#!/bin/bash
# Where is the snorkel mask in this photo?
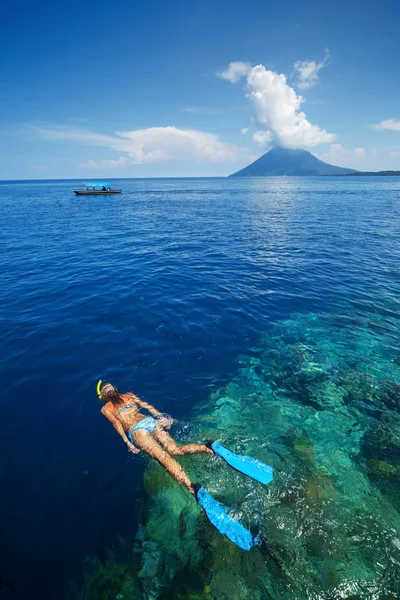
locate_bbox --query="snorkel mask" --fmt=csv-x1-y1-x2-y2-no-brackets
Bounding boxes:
97,380,118,400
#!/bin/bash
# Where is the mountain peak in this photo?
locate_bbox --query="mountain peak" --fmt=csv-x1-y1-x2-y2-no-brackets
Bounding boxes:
229,147,357,177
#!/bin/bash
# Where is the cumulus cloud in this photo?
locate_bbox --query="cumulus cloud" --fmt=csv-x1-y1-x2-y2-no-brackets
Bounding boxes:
316,144,366,167
372,119,400,131
220,62,336,148
253,130,273,145
293,49,330,89
219,61,251,83
33,125,244,167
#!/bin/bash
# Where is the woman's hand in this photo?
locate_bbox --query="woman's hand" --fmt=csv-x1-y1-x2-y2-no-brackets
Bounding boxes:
127,441,140,454
158,416,174,430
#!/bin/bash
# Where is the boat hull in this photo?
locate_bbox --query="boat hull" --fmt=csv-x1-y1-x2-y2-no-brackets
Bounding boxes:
74,190,122,195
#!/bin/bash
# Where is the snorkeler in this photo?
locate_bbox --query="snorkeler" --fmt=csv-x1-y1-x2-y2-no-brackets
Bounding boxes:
97,380,273,550
98,381,212,496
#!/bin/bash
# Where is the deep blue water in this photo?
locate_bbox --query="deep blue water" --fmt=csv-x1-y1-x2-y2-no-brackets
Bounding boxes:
1,177,399,599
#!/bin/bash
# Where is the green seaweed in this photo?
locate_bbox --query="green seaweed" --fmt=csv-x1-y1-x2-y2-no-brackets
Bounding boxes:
369,459,398,477
73,560,140,600
293,435,315,464
143,461,177,497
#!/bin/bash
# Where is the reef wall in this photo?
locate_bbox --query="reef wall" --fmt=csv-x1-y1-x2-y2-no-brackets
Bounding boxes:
69,312,400,599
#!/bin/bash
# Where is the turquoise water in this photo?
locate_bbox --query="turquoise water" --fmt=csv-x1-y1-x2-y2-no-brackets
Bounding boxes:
1,177,399,599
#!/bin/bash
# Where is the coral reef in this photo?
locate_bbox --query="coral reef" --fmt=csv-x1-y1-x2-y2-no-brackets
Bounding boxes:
67,554,141,600
71,312,400,599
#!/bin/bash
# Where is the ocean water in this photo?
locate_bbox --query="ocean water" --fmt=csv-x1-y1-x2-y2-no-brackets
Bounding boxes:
0,177,399,600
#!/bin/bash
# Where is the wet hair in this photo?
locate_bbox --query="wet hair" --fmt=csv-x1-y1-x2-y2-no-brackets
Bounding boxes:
100,382,120,401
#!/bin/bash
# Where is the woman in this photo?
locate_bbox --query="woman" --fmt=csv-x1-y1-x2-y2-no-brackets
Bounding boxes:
98,382,212,496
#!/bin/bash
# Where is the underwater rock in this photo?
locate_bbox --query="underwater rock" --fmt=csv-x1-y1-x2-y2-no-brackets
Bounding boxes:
68,557,141,600
212,404,240,429
238,367,265,389
360,422,400,466
292,435,315,464
303,475,329,506
369,459,398,477
210,569,250,600
307,380,347,411
143,461,176,497
211,395,243,430
215,396,241,409
138,539,181,599
138,540,162,580
203,526,243,576
303,410,366,487
144,489,202,567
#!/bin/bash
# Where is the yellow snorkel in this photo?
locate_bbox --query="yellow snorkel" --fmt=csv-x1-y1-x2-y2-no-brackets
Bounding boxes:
97,379,103,399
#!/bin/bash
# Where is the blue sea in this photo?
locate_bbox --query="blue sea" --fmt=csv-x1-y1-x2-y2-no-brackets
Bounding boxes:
1,177,399,600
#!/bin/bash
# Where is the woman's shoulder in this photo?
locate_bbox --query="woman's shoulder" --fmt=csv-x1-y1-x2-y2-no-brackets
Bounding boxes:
101,401,116,414
120,392,138,403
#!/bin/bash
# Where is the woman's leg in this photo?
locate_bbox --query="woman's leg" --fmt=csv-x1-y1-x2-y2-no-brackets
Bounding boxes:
132,429,195,495
154,427,212,456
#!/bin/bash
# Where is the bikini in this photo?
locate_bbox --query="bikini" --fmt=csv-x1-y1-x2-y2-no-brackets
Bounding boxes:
115,405,158,441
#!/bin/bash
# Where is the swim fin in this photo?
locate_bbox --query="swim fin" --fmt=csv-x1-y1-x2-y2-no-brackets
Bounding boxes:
194,485,259,551
209,441,273,485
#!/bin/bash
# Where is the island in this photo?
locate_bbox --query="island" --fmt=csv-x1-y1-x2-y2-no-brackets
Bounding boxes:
229,147,400,177
229,148,356,177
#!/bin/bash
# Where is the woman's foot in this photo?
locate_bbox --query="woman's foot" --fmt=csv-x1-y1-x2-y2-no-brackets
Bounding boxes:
205,440,215,452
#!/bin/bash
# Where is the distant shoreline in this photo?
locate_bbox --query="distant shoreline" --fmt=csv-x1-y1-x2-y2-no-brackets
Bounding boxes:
327,171,400,176
1,173,400,183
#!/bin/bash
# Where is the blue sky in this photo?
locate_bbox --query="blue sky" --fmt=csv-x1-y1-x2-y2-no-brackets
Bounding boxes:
2,0,400,179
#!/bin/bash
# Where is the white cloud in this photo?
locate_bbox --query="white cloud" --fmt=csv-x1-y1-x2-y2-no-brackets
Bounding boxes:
372,119,400,131
29,164,50,172
316,144,367,167
218,61,251,83
182,106,223,115
388,146,400,157
78,157,130,170
354,148,366,158
253,130,273,145
32,126,118,147
33,125,244,167
241,128,248,134
220,62,336,148
293,49,330,89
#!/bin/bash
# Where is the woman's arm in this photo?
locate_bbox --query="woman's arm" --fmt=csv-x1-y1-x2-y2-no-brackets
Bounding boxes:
101,406,140,453
134,397,163,418
123,392,172,427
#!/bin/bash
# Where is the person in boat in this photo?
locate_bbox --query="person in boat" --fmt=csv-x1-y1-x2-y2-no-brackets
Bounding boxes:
99,382,212,496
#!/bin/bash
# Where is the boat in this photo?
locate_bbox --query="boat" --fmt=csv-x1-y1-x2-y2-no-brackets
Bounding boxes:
73,182,122,195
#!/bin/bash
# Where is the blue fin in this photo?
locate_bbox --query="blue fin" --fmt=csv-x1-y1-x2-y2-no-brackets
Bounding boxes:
211,442,273,485
196,487,257,551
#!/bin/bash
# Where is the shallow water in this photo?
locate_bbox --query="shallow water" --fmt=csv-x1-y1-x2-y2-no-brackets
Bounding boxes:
0,177,399,599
